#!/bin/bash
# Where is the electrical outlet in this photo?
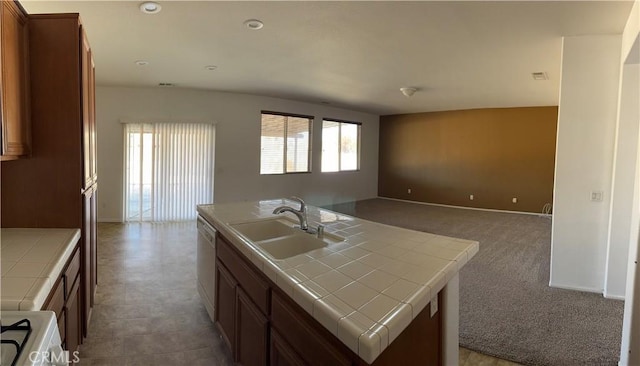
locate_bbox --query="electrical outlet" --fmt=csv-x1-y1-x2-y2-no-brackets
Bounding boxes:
469,194,474,200
407,188,411,194
591,191,603,202
512,197,517,203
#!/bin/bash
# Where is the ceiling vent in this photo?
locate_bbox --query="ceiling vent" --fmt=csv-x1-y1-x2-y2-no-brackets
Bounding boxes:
158,82,175,87
532,72,548,81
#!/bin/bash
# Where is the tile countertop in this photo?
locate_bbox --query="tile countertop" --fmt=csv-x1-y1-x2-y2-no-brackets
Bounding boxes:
1,228,81,311
197,199,479,364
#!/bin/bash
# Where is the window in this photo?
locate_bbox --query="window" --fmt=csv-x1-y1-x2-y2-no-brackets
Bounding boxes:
322,119,361,172
260,112,312,174
124,122,215,221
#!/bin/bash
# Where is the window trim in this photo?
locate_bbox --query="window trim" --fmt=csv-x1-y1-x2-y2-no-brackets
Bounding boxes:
321,118,362,173
260,111,314,175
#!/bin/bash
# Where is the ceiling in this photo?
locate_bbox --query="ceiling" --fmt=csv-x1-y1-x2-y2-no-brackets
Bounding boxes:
21,1,634,115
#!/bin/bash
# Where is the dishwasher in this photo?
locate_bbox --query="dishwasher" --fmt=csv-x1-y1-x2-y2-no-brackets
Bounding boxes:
197,215,217,322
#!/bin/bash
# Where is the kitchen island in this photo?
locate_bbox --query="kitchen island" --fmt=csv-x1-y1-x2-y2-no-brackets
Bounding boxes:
197,199,478,365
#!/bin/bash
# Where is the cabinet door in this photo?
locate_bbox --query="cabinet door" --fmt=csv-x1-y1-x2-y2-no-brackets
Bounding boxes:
90,186,98,306
65,276,81,354
235,287,268,366
271,291,352,366
44,278,66,348
81,29,92,189
215,262,237,352
89,54,97,182
82,187,94,337
271,329,306,366
0,0,30,160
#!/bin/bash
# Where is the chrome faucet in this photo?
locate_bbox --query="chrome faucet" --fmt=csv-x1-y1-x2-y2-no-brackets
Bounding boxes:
272,196,308,231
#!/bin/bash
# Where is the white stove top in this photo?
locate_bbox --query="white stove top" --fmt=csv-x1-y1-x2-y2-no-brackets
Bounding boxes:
1,311,64,366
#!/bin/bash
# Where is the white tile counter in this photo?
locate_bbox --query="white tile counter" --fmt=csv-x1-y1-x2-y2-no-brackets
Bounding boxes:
1,228,81,310
197,199,479,364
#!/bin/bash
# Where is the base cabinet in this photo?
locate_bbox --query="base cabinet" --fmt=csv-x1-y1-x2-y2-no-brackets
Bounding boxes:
271,291,351,366
65,277,81,353
236,287,269,366
43,245,82,353
270,330,305,366
215,262,237,351
213,231,443,366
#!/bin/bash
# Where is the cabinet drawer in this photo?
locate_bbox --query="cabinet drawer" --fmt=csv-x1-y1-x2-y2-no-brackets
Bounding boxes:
64,248,80,299
45,278,65,317
217,235,270,314
58,309,66,347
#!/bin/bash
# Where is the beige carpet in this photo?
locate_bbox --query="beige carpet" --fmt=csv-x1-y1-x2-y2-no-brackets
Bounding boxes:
324,198,624,366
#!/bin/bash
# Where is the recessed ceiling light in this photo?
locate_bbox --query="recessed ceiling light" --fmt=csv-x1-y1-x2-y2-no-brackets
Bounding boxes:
400,87,418,97
532,72,548,80
139,2,161,14
205,65,217,71
244,19,264,30
135,60,149,66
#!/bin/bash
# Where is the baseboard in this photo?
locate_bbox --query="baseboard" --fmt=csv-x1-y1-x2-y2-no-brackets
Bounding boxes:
603,292,626,300
548,281,603,295
98,218,123,223
378,196,553,217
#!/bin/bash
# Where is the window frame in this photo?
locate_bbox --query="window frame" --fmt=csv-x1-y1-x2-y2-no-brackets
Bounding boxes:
260,110,314,175
321,118,362,173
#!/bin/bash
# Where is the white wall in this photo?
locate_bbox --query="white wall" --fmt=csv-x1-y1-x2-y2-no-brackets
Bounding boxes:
96,86,379,222
620,63,640,366
619,2,640,364
550,35,622,293
605,62,640,299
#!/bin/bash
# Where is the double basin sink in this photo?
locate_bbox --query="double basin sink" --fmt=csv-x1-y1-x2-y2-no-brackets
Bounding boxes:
230,218,344,260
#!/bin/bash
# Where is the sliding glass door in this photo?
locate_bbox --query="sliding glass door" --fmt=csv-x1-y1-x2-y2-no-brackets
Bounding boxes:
124,123,215,221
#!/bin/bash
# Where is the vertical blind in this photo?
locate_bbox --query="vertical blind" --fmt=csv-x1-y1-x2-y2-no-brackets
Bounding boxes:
124,122,214,222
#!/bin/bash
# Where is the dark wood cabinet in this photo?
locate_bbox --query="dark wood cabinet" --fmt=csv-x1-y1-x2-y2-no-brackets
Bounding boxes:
215,261,237,351
213,230,444,366
44,245,82,354
82,186,98,334
215,235,271,366
1,11,98,344
81,30,96,189
0,0,30,161
65,275,81,353
236,287,269,366
271,291,352,366
270,330,306,366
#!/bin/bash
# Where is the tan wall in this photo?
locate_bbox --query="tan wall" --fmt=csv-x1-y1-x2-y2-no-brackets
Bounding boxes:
378,106,558,213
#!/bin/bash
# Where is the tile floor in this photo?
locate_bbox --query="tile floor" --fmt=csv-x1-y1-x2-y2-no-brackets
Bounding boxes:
78,222,520,366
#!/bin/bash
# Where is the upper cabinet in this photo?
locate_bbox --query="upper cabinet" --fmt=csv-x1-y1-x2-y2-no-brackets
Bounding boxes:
0,0,31,161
